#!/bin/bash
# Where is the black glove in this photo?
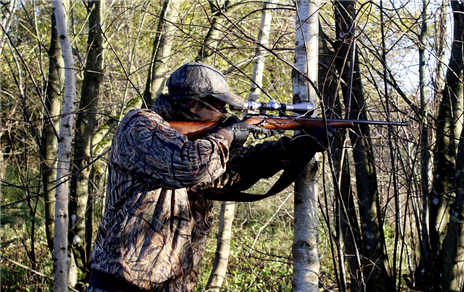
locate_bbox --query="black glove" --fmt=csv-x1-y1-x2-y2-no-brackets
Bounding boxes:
220,116,255,147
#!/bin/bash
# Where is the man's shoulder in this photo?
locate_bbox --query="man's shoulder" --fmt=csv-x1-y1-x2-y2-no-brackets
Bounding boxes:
121,108,167,125
125,108,160,118
116,108,183,141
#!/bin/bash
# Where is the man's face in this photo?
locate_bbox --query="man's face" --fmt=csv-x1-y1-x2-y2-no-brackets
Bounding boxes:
210,99,227,113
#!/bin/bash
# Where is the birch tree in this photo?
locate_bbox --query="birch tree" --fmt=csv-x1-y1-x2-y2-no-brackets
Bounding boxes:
292,1,320,291
0,0,17,55
205,201,235,291
144,0,181,108
52,1,76,291
248,0,276,102
196,0,231,62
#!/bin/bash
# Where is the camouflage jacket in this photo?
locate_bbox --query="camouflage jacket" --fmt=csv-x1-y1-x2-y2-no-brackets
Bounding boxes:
90,109,287,291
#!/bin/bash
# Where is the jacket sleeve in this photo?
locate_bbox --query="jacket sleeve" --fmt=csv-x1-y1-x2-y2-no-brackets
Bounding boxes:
213,137,290,191
112,109,230,189
210,134,322,192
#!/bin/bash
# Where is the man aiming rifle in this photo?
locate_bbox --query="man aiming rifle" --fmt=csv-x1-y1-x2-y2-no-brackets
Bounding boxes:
88,62,329,292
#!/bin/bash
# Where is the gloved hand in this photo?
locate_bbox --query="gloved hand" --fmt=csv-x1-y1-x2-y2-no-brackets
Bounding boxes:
218,116,255,147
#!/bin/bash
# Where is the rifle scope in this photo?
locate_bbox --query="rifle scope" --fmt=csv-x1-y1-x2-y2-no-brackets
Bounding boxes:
233,99,315,114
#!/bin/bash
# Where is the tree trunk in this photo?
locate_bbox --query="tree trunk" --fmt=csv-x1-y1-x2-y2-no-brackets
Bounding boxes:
206,201,235,291
292,1,320,291
143,0,180,108
52,0,77,291
333,1,394,291
415,1,434,290
0,0,17,55
320,22,360,292
68,0,105,288
430,0,464,264
437,2,464,291
42,8,64,254
195,1,228,62
248,0,276,102
0,0,17,184
442,131,464,290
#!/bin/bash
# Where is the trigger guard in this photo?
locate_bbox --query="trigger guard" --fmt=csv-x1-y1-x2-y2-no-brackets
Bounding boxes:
252,128,276,139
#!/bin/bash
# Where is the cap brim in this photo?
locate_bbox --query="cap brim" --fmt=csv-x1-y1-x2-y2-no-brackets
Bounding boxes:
211,92,247,107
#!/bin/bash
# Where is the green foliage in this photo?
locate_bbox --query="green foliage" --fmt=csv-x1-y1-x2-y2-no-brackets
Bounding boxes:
1,221,54,292
2,167,54,292
196,190,294,292
2,0,464,291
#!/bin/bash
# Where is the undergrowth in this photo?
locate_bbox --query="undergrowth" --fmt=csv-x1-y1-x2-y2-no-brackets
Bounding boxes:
1,172,336,292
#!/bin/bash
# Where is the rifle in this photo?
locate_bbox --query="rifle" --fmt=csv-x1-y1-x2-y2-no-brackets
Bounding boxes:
168,100,409,201
168,100,409,140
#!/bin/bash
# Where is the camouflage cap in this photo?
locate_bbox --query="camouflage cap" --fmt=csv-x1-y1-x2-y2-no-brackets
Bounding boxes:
167,62,246,107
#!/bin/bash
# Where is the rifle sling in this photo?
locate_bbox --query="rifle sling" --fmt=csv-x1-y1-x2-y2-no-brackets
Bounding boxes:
203,148,318,202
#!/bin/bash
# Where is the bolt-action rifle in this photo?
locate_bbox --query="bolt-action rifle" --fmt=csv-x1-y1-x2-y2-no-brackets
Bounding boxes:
168,100,409,201
168,99,409,140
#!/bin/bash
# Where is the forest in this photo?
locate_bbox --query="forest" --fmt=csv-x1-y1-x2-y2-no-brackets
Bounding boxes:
1,0,463,291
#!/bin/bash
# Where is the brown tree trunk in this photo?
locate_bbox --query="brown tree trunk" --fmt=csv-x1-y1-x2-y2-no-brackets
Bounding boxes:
436,2,464,291
68,0,105,288
333,1,394,291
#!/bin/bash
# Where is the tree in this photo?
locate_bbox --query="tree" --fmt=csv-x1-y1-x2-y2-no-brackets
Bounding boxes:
292,1,320,291
68,0,105,288
205,201,236,291
0,0,17,55
42,8,64,254
144,0,181,108
248,0,276,102
433,2,464,291
52,0,77,291
331,1,394,291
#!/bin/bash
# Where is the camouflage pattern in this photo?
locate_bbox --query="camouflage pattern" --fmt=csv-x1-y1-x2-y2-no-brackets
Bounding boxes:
90,108,288,291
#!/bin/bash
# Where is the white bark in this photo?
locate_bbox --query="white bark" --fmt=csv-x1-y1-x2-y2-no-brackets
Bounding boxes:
145,0,181,107
0,0,17,56
292,1,320,292
52,1,76,291
248,0,276,102
206,201,236,291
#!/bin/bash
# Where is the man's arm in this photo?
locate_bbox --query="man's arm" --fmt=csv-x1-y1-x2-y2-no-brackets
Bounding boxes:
113,109,231,189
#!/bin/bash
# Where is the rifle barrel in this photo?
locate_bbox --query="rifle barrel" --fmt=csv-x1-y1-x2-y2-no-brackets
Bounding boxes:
325,118,409,127
245,115,409,129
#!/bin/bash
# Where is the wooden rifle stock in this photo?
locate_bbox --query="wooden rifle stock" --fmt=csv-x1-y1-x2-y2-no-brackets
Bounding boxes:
169,116,409,140
167,121,218,140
